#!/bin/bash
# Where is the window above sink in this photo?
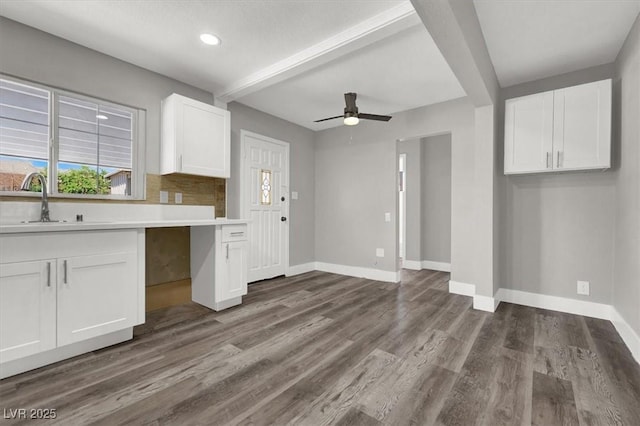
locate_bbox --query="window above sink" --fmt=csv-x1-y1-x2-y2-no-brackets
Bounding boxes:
0,75,146,200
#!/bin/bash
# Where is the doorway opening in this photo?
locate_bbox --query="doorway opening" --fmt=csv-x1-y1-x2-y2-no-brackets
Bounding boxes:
396,133,452,273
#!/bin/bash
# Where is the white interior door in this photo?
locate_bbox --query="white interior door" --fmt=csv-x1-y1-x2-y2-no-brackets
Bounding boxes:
240,130,289,283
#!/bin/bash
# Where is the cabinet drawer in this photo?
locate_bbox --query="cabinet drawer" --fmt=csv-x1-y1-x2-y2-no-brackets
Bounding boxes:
221,225,247,242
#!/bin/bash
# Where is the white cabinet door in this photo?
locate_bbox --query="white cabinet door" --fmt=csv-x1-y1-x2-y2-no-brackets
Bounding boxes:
219,241,248,301
504,91,555,174
162,94,230,178
57,252,137,347
553,79,611,171
0,260,56,362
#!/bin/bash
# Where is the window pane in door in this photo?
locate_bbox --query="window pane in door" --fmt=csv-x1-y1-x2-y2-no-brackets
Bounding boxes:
260,169,272,205
0,79,50,192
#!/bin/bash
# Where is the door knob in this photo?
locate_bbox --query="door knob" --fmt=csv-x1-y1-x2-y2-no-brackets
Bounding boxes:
281,217,287,222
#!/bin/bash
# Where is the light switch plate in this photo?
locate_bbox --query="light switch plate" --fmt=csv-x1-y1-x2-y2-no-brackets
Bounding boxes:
159,191,169,204
376,248,384,258
175,192,183,204
384,212,391,222
291,191,299,200
577,280,590,295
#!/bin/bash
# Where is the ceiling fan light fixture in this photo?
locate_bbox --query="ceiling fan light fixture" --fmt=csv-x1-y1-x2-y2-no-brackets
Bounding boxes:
344,114,359,126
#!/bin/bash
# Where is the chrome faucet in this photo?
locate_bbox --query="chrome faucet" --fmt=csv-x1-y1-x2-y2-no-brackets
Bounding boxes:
20,172,51,222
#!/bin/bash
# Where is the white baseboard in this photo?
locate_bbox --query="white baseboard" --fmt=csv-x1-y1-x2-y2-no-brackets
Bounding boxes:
610,308,640,365
402,260,422,270
315,262,400,283
446,285,639,366
473,294,499,312
449,280,475,296
402,260,451,272
286,262,316,277
496,288,611,320
421,261,451,272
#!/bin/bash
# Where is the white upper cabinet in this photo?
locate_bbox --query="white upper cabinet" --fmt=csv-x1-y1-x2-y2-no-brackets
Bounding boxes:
161,94,231,178
504,91,555,174
504,79,611,175
552,80,611,171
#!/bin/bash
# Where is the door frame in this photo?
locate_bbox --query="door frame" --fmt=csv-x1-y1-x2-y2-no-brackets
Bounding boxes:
398,153,407,265
239,129,290,279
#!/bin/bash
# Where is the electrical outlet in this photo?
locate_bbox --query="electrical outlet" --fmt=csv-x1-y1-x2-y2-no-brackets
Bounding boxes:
159,191,169,204
376,248,385,258
291,191,299,200
384,212,391,222
175,192,183,204
577,280,590,296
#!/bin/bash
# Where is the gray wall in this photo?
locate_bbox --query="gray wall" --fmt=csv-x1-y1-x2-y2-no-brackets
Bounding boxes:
421,134,452,263
226,102,316,267
499,63,618,304
0,17,214,175
613,15,640,335
397,139,422,263
315,97,474,283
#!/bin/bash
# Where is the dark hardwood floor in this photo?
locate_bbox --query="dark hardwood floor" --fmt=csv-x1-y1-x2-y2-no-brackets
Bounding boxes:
1,269,639,425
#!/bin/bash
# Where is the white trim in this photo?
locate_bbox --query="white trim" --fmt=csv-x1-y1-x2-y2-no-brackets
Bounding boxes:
421,260,451,272
448,280,475,296
403,260,451,272
473,294,499,312
217,3,419,102
286,262,316,277
402,260,422,270
315,262,400,283
496,288,611,320
611,308,640,365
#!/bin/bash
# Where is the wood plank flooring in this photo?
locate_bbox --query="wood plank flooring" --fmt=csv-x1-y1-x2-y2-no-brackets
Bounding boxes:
1,269,639,425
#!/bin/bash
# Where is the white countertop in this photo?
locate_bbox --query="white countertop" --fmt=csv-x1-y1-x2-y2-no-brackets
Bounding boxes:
0,201,249,234
0,218,249,234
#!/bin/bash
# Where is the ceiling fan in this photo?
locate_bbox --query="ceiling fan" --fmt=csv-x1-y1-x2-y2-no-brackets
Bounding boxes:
314,92,392,126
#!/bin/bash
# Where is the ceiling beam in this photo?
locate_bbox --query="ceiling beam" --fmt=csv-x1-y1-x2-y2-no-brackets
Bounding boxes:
217,1,420,103
410,0,499,106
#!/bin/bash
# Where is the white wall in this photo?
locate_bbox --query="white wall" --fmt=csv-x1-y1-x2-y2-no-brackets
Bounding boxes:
314,97,474,283
226,102,316,267
613,15,640,336
499,63,618,304
0,17,214,175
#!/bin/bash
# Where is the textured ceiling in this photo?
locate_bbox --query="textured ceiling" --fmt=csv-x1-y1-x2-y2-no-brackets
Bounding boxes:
237,25,466,131
0,0,468,130
474,0,640,87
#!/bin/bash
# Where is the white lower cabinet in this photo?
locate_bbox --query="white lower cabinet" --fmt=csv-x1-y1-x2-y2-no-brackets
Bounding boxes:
0,260,56,363
57,252,138,346
191,224,248,311
0,229,142,377
218,240,248,301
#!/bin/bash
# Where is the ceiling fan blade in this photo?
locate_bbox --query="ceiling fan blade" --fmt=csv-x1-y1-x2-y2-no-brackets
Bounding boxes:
358,113,392,122
314,115,344,123
344,92,357,111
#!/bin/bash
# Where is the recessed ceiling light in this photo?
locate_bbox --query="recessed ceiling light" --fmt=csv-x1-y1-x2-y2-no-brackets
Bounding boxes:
200,33,221,46
96,114,108,120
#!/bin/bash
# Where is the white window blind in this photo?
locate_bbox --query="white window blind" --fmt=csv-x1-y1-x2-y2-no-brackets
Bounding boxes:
0,79,50,160
58,95,133,169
